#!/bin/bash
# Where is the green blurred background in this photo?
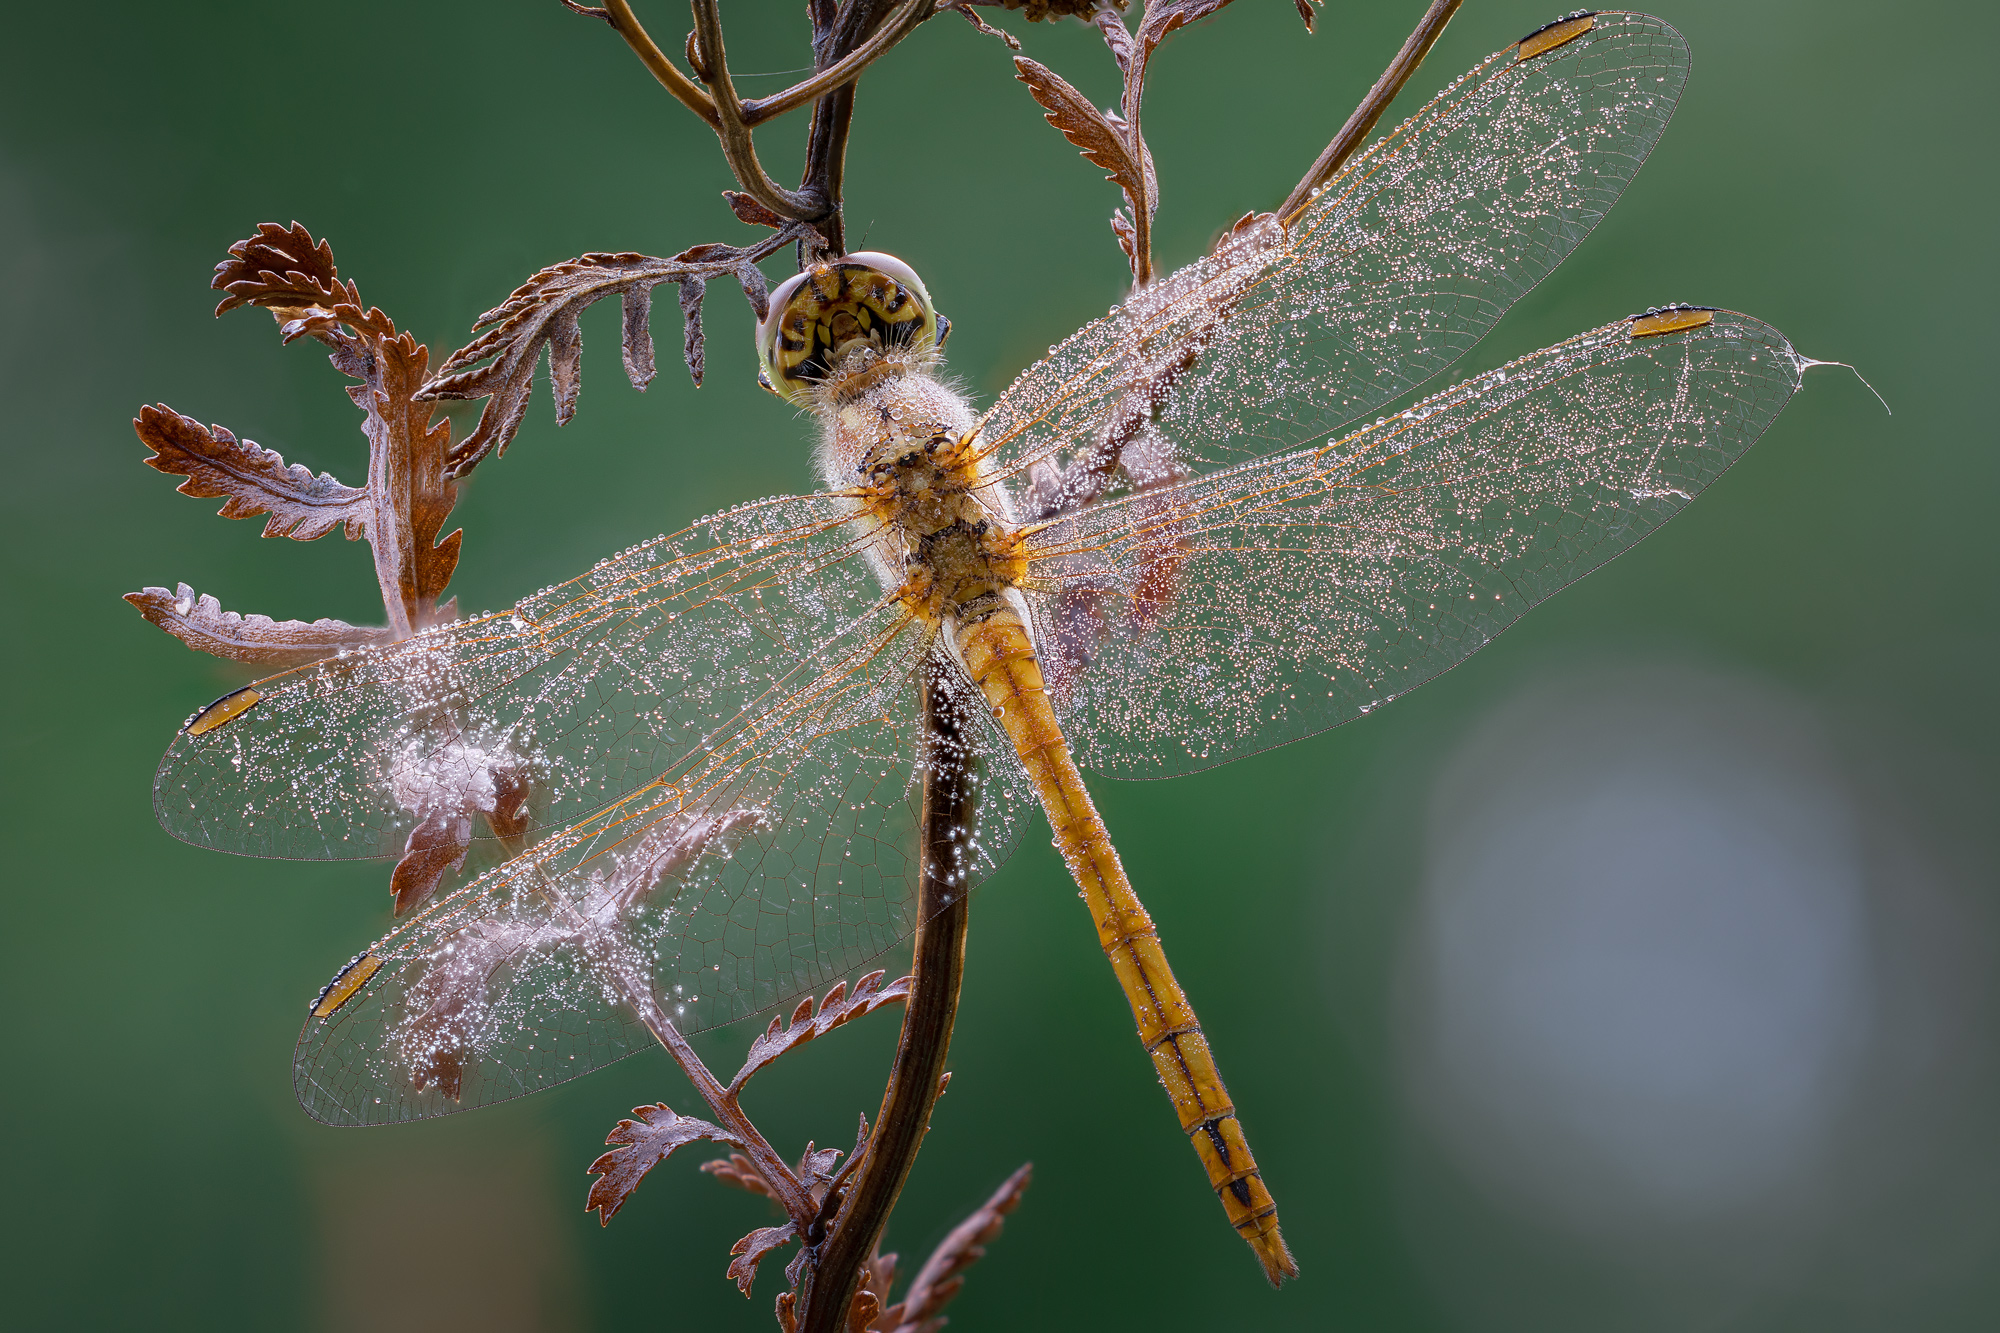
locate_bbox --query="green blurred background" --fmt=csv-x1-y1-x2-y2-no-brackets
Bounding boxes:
4,0,1994,1328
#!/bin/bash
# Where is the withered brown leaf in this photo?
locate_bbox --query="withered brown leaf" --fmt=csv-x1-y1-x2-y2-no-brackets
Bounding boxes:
853,1249,899,1332
211,221,344,318
586,1103,739,1225
124,584,392,666
1091,6,1135,73
135,404,369,541
387,809,476,917
724,189,790,229
201,224,461,638
679,276,708,386
359,329,461,636
423,237,791,476
1134,0,1242,54
945,2,1023,49
729,971,913,1093
700,1151,777,1198
1012,56,1152,221
876,1163,1032,1333
727,1222,800,1297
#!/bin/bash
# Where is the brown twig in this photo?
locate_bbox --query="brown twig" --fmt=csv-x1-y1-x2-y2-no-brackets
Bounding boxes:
1275,0,1461,224
598,0,721,126
796,0,925,257
579,0,944,245
619,983,821,1228
739,0,934,126
795,661,975,1333
691,0,819,222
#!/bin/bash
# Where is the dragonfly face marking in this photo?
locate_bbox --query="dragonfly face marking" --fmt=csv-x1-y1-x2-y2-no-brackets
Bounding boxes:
756,251,941,409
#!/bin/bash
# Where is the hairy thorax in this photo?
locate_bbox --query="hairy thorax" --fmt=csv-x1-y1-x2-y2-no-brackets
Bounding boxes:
814,352,1030,641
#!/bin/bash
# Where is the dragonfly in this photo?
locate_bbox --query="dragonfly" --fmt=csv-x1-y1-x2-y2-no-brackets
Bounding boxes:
153,13,1809,1284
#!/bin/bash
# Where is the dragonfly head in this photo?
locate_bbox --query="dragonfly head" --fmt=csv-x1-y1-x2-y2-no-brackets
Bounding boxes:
756,251,944,408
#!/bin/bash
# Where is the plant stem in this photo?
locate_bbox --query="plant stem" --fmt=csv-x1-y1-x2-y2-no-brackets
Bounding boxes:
800,0,913,255
1276,0,1461,224
621,987,819,1226
796,660,973,1332
740,0,932,127
692,0,821,222
601,0,720,125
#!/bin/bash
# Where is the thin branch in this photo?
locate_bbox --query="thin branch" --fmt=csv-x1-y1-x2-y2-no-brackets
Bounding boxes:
739,0,933,126
617,965,820,1228
597,0,720,126
691,0,823,222
797,0,913,255
1275,0,1461,224
520,860,817,1227
795,661,975,1333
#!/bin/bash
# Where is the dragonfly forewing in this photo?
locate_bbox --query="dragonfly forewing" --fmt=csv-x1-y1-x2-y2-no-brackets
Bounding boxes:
155,494,894,862
980,12,1690,494
293,612,1032,1125
1030,309,1805,777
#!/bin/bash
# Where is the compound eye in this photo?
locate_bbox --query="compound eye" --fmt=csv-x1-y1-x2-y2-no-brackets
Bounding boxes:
753,253,938,407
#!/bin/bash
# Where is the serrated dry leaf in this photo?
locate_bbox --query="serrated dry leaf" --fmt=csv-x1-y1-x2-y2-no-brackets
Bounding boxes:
1093,4,1135,73
1133,0,1241,54
586,1103,739,1225
679,276,707,386
423,234,798,475
798,1143,844,1183
700,1151,777,1198
1012,56,1150,223
135,404,369,541
425,252,687,471
187,224,462,639
727,1222,801,1297
211,221,343,317
620,287,658,392
855,1247,899,1327
123,584,391,666
1110,207,1140,266
729,971,913,1093
388,809,475,916
360,329,461,635
876,1164,1032,1333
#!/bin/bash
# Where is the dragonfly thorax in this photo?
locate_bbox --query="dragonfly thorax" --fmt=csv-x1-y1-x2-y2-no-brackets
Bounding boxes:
758,253,1031,652
823,369,1027,634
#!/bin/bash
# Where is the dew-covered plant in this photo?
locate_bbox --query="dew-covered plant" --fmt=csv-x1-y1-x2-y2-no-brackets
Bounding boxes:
128,2,1467,1327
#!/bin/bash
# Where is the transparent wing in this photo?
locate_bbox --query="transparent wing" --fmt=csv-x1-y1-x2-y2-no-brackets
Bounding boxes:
294,641,1029,1126
1028,310,1804,778
149,493,1036,1123
156,495,896,862
979,12,1689,494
